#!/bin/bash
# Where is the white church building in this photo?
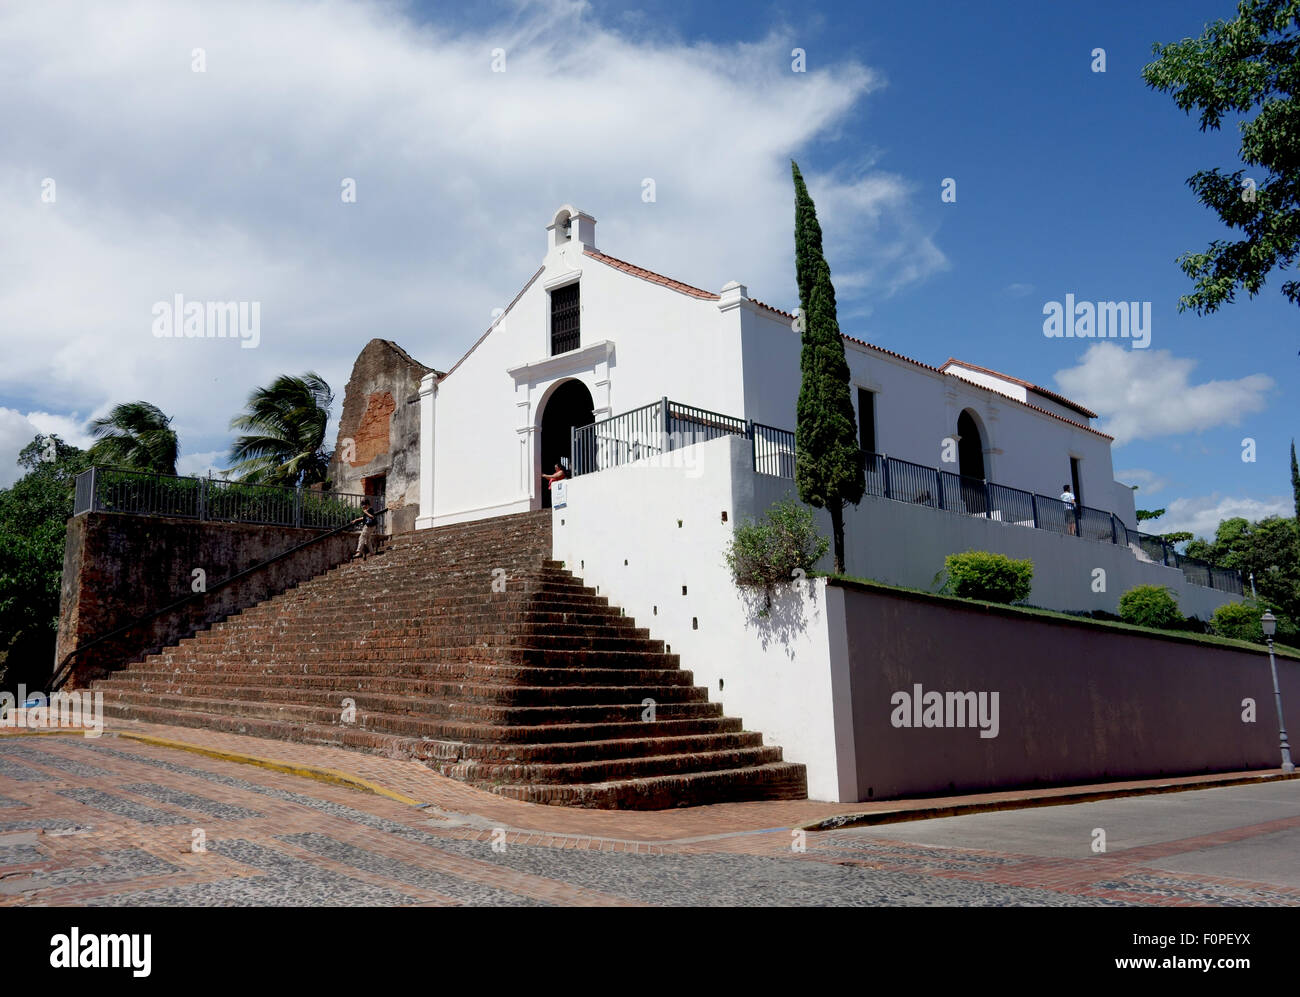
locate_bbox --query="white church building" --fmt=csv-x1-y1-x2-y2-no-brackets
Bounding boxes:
325,204,1240,623
417,205,1137,535
325,203,1247,803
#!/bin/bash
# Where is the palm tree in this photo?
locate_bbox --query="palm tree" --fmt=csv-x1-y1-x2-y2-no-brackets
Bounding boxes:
227,372,334,487
87,401,179,475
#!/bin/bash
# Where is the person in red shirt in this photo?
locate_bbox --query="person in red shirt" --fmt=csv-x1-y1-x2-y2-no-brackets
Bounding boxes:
542,462,567,489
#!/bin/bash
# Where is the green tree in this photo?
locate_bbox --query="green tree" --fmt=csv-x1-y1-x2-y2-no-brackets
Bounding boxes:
1136,508,1166,522
1291,439,1299,521
0,436,91,691
1142,0,1300,313
227,372,334,487
1119,584,1184,629
1211,600,1267,642
88,401,179,474
1188,514,1300,625
791,161,865,574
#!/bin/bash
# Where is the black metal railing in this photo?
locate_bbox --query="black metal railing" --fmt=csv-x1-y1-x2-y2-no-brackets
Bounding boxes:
72,467,366,530
570,398,751,476
566,398,1243,595
858,452,1239,594
571,400,666,476
753,423,796,478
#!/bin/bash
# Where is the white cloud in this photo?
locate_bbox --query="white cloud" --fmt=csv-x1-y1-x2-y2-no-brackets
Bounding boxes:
0,0,943,478
1159,493,1293,539
0,407,95,487
1053,344,1273,444
1115,467,1169,498
175,450,227,478
1004,282,1034,298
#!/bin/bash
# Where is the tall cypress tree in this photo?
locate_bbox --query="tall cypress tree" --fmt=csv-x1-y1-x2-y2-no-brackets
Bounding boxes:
791,161,865,574
1291,439,1300,524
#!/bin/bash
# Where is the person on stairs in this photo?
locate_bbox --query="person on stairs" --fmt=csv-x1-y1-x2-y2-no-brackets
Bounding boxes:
352,499,381,560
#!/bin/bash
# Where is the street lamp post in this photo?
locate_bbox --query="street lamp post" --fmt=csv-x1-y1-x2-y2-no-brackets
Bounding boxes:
1262,612,1295,773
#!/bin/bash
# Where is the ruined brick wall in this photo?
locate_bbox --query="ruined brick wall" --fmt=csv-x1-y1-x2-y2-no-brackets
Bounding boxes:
328,339,438,535
54,512,357,687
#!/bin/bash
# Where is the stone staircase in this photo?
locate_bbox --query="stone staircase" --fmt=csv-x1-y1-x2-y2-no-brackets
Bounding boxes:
92,510,807,808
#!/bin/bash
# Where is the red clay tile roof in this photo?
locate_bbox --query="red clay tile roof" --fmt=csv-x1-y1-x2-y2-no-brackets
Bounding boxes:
583,249,720,300
750,298,797,320
939,358,1098,419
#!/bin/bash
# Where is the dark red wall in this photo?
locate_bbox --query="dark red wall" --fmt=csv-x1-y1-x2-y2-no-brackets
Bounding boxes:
837,581,1300,800
55,512,357,687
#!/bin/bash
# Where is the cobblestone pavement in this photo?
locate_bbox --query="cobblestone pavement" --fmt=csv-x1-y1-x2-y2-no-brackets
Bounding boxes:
1,732,1297,907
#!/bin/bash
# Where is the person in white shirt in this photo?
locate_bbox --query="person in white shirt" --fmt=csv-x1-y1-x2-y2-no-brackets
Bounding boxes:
1060,484,1077,535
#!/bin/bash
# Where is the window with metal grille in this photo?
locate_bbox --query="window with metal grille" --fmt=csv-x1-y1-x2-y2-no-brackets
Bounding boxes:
550,283,580,355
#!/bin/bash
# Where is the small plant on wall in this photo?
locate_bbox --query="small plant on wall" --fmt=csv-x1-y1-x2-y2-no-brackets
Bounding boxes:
937,551,1034,604
725,498,828,609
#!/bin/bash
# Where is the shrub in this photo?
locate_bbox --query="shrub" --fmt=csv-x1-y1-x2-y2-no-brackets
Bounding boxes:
940,551,1033,604
1118,585,1181,629
725,498,828,589
1210,601,1264,643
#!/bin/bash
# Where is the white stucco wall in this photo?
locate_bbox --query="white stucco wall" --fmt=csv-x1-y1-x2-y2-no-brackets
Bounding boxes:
552,435,853,801
421,214,750,526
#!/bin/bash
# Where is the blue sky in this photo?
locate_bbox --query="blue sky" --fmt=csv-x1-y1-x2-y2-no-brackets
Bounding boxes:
1,0,1294,538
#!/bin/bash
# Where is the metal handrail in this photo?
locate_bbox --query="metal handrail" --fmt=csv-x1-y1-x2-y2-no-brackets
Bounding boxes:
73,466,366,529
47,506,385,694
565,398,1244,594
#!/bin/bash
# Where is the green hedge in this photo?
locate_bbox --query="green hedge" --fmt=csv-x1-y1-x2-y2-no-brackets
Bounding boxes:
939,551,1033,604
1118,584,1182,629
1210,601,1263,643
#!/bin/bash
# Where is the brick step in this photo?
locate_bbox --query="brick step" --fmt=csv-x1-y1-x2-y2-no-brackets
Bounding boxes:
492,762,809,809
215,604,630,630
98,674,710,706
442,730,768,764
150,645,682,668
342,547,555,567
95,702,433,754
103,661,696,687
446,745,786,786
265,591,616,612
194,620,650,641
172,632,664,654
229,596,619,622
279,574,596,598
100,695,741,743
104,662,691,686
101,683,717,723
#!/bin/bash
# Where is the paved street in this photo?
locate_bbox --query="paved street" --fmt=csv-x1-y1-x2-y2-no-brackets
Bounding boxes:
1,731,1297,906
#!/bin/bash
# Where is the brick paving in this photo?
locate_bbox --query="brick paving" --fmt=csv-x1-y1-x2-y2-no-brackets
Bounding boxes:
1,727,1297,906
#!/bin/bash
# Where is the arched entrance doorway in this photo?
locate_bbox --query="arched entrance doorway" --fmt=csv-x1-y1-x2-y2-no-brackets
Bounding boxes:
956,409,986,514
539,379,594,508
